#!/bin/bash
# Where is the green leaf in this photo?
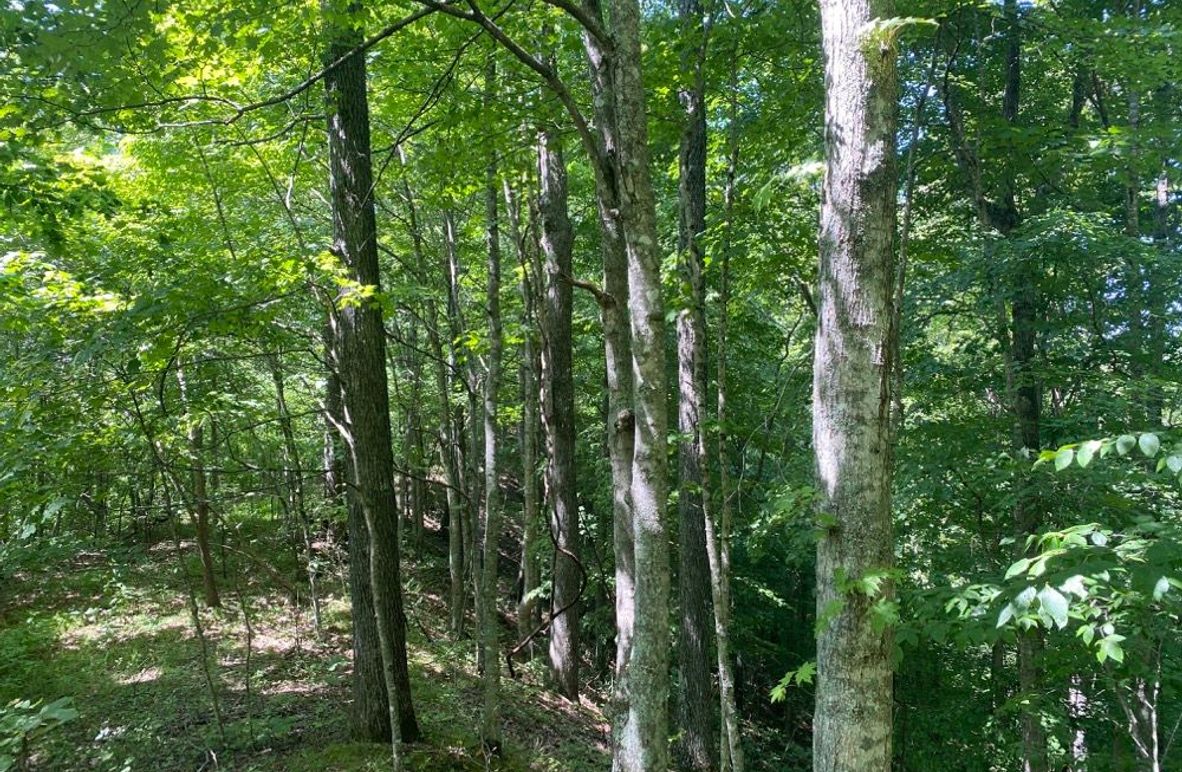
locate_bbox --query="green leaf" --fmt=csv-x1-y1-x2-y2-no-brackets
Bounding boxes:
1005,558,1030,580
1139,432,1160,457
1098,635,1126,664
1054,447,1075,471
1038,585,1069,629
1015,586,1037,609
997,603,1016,628
1116,435,1136,455
1153,576,1171,601
1077,440,1101,467
1166,455,1182,474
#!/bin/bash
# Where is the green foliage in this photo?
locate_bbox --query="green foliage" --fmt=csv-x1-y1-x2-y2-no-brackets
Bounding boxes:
0,698,78,771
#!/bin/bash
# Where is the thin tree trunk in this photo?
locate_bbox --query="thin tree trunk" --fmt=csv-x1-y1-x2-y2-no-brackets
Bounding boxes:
711,63,744,772
537,123,581,701
322,1,419,754
578,1,637,753
176,363,220,609
674,0,716,764
269,357,322,635
506,179,544,644
477,54,505,749
812,1,898,770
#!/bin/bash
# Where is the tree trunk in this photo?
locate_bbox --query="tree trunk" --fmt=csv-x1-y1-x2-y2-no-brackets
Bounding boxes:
478,55,505,748
322,1,419,752
436,208,469,638
578,0,637,752
711,65,744,772
811,2,898,770
604,0,672,763
674,0,716,765
505,179,544,644
537,123,581,701
175,363,220,609
189,419,220,609
270,357,322,635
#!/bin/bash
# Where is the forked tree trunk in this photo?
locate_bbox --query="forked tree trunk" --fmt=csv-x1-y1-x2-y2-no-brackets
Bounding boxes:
322,1,419,754
812,1,899,770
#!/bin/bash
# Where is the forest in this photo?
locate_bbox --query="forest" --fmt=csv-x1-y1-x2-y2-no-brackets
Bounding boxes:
1,0,1180,769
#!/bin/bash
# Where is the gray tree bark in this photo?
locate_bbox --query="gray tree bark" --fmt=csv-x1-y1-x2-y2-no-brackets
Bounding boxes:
505,179,544,644
710,65,744,772
604,0,672,763
673,0,716,765
811,2,899,770
537,123,581,701
577,1,637,753
322,1,419,753
477,55,505,748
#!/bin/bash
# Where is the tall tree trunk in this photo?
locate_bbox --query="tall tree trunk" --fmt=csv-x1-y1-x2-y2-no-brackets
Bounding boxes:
711,64,744,772
674,0,716,765
997,4,1047,769
604,0,672,763
477,54,505,748
812,2,898,770
537,123,581,701
322,1,419,752
506,180,544,644
436,208,469,638
578,0,637,752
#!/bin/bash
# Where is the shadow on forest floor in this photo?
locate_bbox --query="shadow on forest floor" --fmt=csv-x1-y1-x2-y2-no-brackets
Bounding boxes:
0,532,609,771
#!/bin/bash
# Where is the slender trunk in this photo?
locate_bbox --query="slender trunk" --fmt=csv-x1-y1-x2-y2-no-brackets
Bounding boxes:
428,205,467,638
605,0,672,762
322,2,419,752
444,208,481,640
537,124,581,701
1147,169,1169,424
712,67,744,772
270,358,322,635
674,0,715,765
176,364,220,609
506,180,544,644
190,419,220,609
812,2,898,770
578,1,637,752
478,55,505,748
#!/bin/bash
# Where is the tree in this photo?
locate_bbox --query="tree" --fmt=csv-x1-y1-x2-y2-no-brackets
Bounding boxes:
811,1,899,770
322,0,419,751
537,116,581,700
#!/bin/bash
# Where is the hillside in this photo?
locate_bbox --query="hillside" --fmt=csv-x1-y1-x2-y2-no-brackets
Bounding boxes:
0,525,609,771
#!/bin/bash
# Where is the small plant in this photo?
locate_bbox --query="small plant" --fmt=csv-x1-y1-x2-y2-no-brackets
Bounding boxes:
0,697,78,771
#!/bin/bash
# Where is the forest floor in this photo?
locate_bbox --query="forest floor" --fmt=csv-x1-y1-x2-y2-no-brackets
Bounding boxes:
0,525,610,771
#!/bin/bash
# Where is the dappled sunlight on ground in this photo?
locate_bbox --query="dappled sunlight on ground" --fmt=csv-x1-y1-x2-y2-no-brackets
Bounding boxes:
1,529,610,770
